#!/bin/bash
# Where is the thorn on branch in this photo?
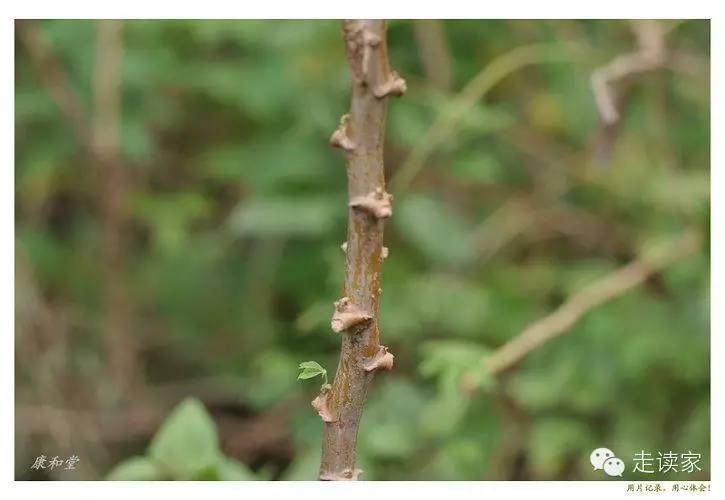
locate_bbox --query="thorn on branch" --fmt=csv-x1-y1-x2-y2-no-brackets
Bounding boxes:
373,71,407,99
341,241,348,253
330,114,355,151
311,389,337,423
330,297,372,333
320,468,363,481
363,345,394,372
349,187,393,219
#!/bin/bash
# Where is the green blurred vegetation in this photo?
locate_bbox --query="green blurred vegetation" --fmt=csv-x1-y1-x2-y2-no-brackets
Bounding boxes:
15,20,709,481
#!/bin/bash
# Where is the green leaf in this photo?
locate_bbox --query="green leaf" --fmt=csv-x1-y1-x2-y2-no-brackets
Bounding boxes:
227,197,340,238
106,456,164,481
360,379,427,459
395,194,476,267
297,361,326,380
244,350,298,409
148,398,221,480
529,417,592,478
218,458,258,481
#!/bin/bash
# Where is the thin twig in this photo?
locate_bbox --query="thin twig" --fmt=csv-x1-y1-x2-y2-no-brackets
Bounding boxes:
412,20,453,92
591,20,667,126
316,20,404,481
16,20,91,146
477,229,701,379
92,20,133,397
391,42,581,194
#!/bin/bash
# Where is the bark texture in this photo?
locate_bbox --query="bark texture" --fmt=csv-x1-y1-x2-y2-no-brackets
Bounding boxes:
317,20,404,481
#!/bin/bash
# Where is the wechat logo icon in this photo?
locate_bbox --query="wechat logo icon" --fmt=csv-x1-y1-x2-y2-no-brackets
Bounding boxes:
590,447,624,477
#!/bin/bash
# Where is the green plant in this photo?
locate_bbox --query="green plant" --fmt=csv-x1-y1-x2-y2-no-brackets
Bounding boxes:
297,361,331,391
106,398,257,480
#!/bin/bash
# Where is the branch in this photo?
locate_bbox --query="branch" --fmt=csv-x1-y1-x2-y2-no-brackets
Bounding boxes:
477,229,701,379
391,42,580,193
470,195,633,263
18,20,134,398
91,20,134,396
412,20,453,92
317,20,404,481
591,20,667,126
16,20,91,147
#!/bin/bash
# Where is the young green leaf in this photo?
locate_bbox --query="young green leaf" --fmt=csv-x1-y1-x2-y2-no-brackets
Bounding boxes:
297,361,325,379
297,361,328,385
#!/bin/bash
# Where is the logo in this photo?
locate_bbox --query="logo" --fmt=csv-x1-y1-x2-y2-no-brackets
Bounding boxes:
591,447,625,477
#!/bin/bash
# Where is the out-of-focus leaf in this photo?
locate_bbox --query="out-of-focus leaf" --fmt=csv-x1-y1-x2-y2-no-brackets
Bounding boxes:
106,456,163,481
360,378,428,459
148,398,220,480
217,458,258,481
529,417,592,478
395,194,476,266
132,192,212,254
228,197,340,238
244,351,298,409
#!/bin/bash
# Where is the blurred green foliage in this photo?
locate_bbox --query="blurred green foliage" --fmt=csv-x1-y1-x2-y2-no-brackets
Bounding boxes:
107,398,258,480
15,20,709,481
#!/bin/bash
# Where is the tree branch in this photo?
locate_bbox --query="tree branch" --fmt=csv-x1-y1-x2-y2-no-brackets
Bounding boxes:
391,42,579,193
412,20,453,92
18,20,135,399
476,229,701,380
91,20,134,397
591,20,667,126
16,20,91,147
316,20,404,481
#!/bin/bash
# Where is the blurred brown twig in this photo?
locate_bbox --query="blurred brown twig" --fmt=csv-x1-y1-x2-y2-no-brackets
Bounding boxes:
472,228,701,382
16,20,91,145
591,20,667,126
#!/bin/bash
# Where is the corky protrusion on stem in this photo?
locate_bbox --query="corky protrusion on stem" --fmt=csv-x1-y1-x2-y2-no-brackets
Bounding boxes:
330,114,355,152
344,20,407,97
349,187,393,219
373,71,407,99
311,390,337,423
363,345,394,372
330,297,373,333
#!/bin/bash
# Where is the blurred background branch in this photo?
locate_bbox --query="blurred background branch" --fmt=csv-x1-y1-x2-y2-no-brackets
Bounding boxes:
17,20,90,146
91,20,135,400
413,20,453,93
391,41,583,193
475,228,701,380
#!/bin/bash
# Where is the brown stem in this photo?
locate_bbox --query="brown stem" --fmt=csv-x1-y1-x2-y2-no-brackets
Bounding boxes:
92,20,133,396
591,20,667,126
317,20,404,481
412,20,453,92
19,20,134,398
